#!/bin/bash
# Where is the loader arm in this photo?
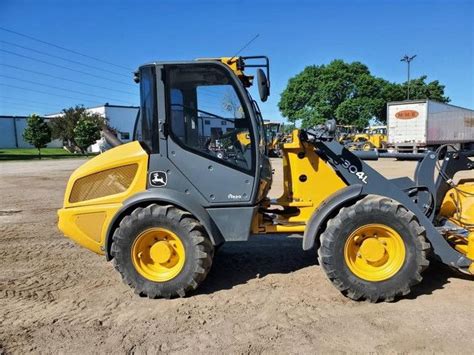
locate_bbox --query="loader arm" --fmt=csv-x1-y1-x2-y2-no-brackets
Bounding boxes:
304,133,473,272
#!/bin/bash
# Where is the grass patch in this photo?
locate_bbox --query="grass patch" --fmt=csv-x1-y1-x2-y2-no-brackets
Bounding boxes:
0,148,97,161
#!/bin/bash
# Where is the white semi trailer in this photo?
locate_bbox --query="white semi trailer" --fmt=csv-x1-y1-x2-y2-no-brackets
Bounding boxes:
387,100,474,153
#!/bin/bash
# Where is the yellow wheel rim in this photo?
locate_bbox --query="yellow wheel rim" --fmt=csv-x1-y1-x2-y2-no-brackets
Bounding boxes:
131,227,186,282
362,143,372,151
344,224,406,282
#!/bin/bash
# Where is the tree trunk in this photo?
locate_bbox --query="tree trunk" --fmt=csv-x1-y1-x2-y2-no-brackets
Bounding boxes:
38,148,41,160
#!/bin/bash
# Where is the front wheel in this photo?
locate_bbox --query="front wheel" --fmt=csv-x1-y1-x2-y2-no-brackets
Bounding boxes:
111,204,214,298
318,195,430,302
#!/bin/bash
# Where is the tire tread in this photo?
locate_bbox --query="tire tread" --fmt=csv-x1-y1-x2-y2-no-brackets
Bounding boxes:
110,204,213,299
317,195,430,302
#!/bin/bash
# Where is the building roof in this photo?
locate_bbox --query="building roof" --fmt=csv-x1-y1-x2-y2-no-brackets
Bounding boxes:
0,115,48,119
44,103,139,116
88,103,139,110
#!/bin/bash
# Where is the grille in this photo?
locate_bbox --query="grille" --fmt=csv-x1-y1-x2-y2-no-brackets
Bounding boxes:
69,164,138,203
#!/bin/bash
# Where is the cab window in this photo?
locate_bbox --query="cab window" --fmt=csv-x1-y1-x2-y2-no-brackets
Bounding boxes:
134,66,158,151
167,64,253,171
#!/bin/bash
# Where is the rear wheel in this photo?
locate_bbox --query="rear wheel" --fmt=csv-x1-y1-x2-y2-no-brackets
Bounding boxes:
362,142,374,151
111,204,213,298
318,195,430,302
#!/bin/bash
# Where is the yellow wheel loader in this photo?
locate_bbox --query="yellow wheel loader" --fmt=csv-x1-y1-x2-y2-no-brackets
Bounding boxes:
336,125,358,144
58,56,474,302
264,121,283,157
347,126,388,151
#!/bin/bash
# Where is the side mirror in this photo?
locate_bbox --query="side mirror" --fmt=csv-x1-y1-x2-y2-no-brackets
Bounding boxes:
256,69,270,102
133,70,140,83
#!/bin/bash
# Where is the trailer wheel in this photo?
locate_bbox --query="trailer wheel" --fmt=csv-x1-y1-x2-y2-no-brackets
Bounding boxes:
318,195,430,302
110,204,213,298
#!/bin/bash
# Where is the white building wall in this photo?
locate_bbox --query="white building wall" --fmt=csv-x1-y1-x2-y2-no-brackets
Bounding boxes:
199,116,234,137
0,117,17,148
45,104,139,152
1,105,139,150
0,116,62,149
87,105,138,152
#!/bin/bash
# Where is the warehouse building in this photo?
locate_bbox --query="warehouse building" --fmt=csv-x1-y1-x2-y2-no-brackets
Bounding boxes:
1,104,140,149
0,115,62,148
45,103,139,143
2,104,255,150
81,103,139,143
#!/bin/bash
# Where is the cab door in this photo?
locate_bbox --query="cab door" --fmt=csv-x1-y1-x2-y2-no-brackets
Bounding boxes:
164,63,257,206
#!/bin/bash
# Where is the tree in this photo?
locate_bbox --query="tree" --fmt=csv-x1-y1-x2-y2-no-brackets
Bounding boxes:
74,116,104,154
22,114,51,159
400,76,449,103
278,59,449,128
222,89,244,118
49,105,105,152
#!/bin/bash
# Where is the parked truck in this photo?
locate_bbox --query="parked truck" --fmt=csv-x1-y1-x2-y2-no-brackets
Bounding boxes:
387,99,474,153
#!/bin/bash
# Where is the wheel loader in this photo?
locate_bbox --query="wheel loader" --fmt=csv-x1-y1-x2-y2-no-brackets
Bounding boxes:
58,56,474,302
264,121,283,157
336,125,358,145
346,126,388,151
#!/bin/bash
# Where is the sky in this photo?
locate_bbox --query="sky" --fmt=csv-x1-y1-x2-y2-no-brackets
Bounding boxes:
0,0,473,122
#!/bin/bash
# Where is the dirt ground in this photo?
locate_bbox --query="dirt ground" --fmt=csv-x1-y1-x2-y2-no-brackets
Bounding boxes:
1,157,473,354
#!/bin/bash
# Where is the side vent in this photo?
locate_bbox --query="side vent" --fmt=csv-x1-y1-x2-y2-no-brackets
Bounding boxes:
69,164,138,203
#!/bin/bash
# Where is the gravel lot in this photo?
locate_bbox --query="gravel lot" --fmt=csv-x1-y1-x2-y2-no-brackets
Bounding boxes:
0,157,473,353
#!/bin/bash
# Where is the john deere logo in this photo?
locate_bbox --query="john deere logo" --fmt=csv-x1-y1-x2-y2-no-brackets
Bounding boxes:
395,110,419,120
149,171,167,187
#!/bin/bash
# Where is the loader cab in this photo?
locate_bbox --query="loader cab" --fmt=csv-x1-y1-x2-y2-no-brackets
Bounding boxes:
133,57,272,206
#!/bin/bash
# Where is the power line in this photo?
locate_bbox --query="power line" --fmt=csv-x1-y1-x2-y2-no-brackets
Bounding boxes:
0,107,44,115
0,26,133,71
0,63,137,95
0,40,131,78
0,48,134,87
0,74,133,104
1,97,62,110
0,103,46,114
0,83,105,105
0,95,63,108
1,99,56,110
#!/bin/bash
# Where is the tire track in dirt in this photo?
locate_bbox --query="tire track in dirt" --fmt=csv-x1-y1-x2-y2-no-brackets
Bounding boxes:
1,159,474,353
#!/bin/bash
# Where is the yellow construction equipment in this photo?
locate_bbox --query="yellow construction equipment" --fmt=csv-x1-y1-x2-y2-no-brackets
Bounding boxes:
336,125,358,144
348,125,388,151
58,55,474,302
264,121,283,157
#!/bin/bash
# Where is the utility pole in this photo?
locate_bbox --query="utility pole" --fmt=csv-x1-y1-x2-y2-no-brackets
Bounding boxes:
400,54,417,100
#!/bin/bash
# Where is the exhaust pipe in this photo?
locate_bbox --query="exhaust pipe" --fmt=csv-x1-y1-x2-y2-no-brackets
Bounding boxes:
102,127,123,148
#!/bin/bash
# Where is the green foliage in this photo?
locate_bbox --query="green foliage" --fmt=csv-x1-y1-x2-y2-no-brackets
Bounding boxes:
281,123,296,134
49,105,84,147
278,60,449,128
400,76,449,103
22,114,51,158
49,105,105,152
74,116,104,153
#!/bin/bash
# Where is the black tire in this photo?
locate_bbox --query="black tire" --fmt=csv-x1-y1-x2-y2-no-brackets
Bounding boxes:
110,204,213,298
318,195,430,302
